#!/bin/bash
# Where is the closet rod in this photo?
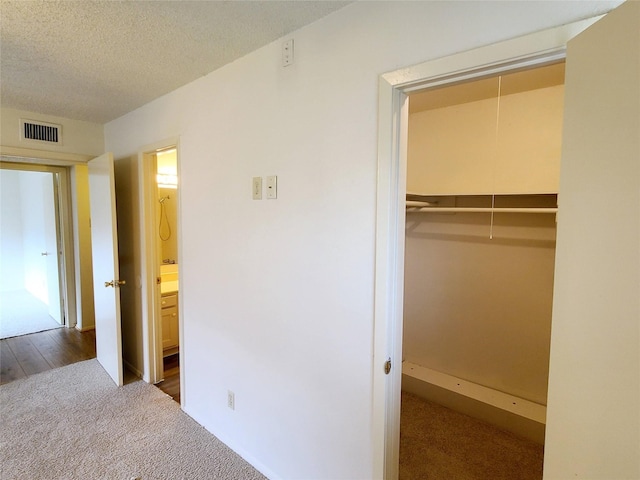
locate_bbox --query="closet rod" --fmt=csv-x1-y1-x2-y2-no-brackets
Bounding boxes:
406,206,558,214
406,200,438,207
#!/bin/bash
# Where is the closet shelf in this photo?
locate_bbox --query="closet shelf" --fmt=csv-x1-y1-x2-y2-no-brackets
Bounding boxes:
406,193,558,214
407,204,558,214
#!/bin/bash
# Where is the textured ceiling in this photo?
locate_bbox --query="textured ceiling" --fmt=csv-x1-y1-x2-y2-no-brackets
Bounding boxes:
0,1,349,124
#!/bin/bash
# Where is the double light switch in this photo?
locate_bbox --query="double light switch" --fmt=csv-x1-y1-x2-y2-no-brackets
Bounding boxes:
252,176,277,200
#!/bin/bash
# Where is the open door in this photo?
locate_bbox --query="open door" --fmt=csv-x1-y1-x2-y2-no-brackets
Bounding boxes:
544,1,639,477
88,152,124,386
43,173,63,324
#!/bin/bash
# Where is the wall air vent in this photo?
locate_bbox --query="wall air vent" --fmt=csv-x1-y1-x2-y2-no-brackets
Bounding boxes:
20,119,62,144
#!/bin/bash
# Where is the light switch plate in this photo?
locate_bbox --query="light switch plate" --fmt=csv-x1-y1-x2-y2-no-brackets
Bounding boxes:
252,177,262,200
266,175,277,199
282,39,294,67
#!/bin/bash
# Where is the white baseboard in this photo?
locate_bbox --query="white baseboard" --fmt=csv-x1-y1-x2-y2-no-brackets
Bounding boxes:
184,405,282,480
74,325,95,332
402,361,546,444
124,359,143,380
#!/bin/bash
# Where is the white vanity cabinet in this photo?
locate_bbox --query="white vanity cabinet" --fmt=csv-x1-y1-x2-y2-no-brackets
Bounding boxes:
161,292,179,356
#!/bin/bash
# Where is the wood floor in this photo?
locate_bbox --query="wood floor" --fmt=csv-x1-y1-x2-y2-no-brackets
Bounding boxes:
2,328,180,404
157,353,180,403
0,328,96,385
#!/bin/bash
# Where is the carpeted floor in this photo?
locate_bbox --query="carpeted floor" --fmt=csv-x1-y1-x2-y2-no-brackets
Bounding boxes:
400,391,544,480
0,359,266,479
0,289,61,339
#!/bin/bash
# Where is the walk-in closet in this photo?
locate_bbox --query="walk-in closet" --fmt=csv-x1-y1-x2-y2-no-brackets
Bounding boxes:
400,62,564,479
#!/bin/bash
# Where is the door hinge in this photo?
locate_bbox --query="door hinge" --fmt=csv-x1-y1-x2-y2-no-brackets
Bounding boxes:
384,358,392,375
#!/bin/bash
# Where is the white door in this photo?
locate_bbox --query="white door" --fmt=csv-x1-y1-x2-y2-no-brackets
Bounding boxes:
544,1,639,477
88,152,123,386
43,173,62,324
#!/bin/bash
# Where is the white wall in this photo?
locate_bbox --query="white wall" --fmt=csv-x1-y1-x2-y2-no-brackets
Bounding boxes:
19,171,52,303
0,107,104,158
0,170,25,291
408,85,564,195
0,170,57,306
104,2,623,478
403,211,557,404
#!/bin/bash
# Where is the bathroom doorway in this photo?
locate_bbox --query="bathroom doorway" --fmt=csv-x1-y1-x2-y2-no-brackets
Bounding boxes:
156,147,180,401
139,140,181,396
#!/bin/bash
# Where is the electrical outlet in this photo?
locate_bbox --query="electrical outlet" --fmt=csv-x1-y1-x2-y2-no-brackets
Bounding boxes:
252,177,262,200
227,390,235,410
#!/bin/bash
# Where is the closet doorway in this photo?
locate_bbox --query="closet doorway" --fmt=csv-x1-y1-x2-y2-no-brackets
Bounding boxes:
399,62,563,479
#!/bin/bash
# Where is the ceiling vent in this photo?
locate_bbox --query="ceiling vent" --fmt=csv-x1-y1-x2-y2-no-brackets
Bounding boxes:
20,119,62,144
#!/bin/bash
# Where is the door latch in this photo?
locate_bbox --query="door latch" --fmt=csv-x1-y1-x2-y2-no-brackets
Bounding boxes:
104,279,126,288
384,357,392,375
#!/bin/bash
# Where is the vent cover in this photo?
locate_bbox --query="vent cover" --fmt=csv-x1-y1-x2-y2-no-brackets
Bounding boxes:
20,119,62,144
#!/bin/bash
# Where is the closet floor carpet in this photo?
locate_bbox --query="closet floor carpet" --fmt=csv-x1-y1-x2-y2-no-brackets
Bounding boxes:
400,391,544,480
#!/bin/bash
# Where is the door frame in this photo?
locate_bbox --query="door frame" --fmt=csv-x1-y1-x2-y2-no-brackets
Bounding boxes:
372,16,603,480
138,138,181,387
0,159,77,329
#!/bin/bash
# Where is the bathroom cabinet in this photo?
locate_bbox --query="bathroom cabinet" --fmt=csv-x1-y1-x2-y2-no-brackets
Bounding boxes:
161,292,179,356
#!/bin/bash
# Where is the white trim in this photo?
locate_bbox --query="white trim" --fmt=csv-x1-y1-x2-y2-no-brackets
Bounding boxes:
403,362,546,424
373,75,408,480
381,16,601,90
0,146,92,164
75,325,95,333
55,166,77,329
373,16,602,480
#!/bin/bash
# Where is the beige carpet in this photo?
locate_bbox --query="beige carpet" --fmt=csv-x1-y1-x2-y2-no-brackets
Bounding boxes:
0,359,266,479
400,391,544,480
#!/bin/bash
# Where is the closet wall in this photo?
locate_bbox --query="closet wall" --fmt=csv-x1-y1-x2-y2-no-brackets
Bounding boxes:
403,64,564,411
407,65,565,196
